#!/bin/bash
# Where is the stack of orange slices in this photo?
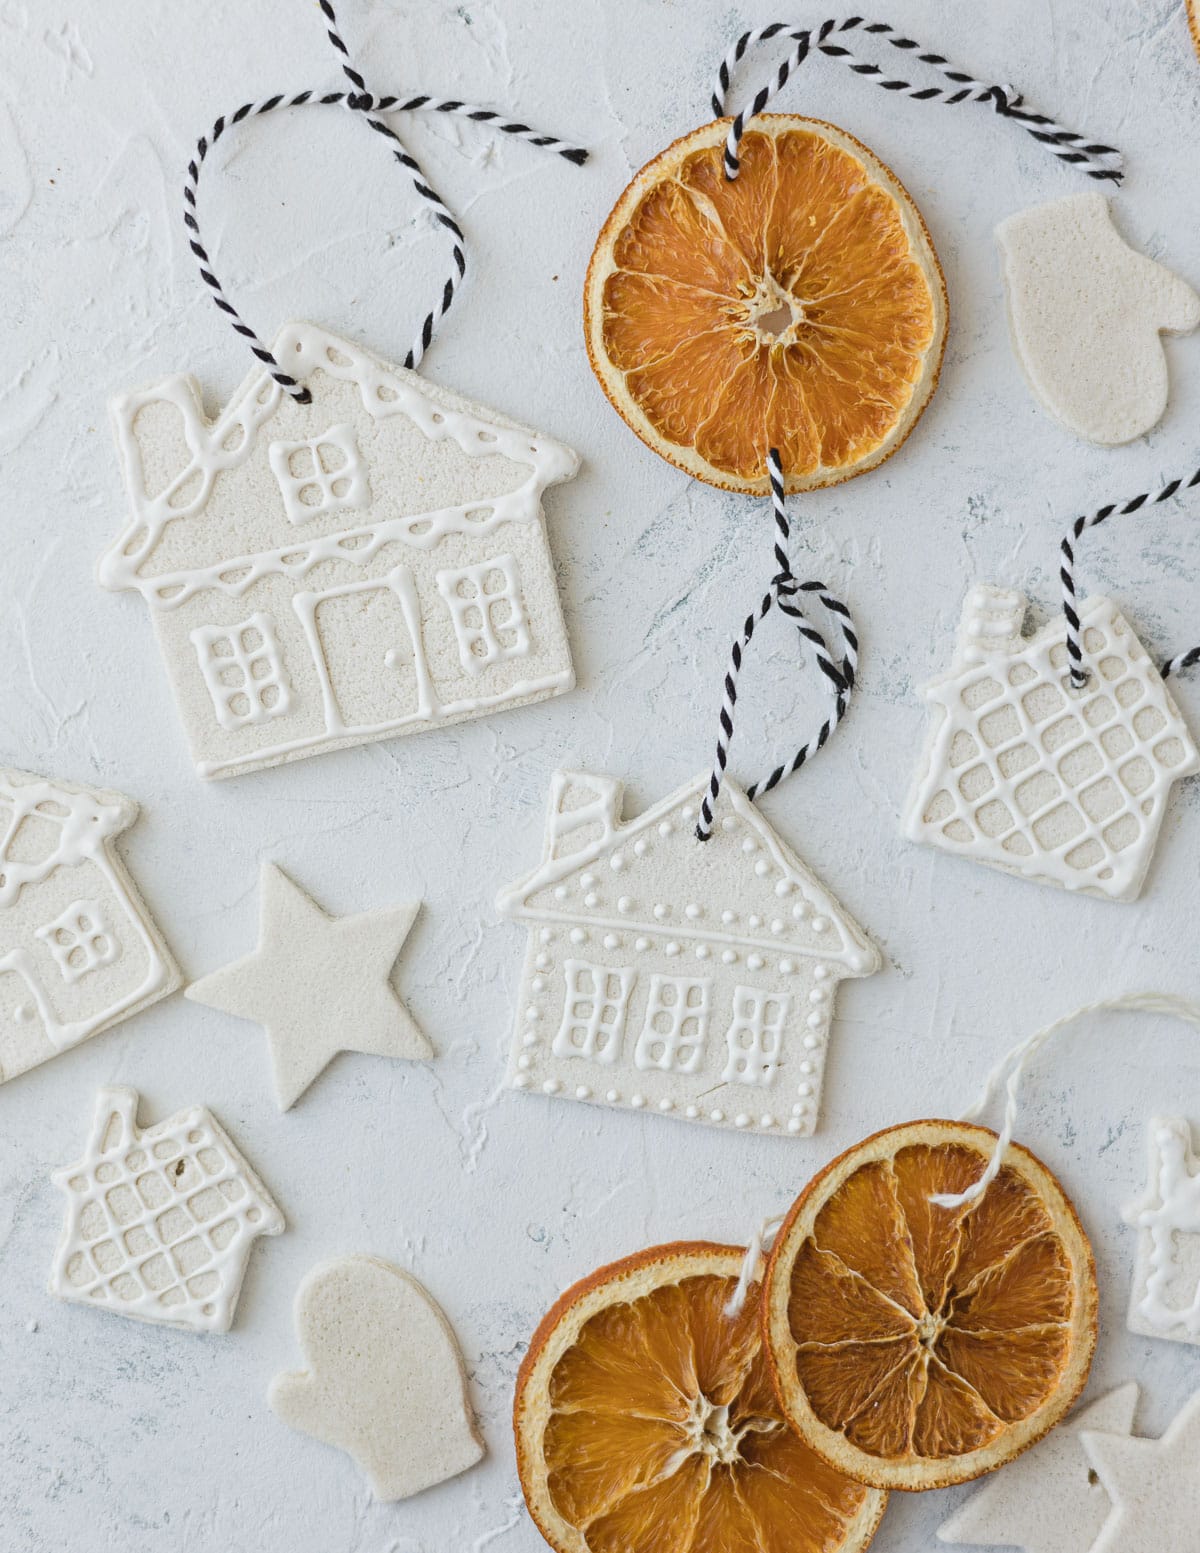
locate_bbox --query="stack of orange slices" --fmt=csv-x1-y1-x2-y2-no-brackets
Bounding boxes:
514,1121,1097,1553
585,116,948,494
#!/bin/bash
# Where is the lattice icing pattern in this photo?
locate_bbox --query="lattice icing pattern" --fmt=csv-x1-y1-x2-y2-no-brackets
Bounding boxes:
49,1087,284,1333
497,771,879,1136
906,587,1199,900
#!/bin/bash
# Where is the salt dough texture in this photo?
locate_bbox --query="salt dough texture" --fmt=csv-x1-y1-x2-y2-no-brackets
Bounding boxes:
49,1086,284,1333
99,321,580,779
270,1254,484,1502
937,1383,1139,1553
186,861,429,1109
1082,1389,1200,1553
0,768,180,1083
1124,1116,1200,1346
997,193,1199,444
905,586,1200,901
498,771,879,1137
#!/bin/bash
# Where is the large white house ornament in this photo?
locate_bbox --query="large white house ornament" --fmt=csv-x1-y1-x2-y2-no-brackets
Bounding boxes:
49,1086,284,1333
1124,1116,1200,1347
98,322,579,779
0,769,179,1084
905,586,1199,901
497,772,880,1137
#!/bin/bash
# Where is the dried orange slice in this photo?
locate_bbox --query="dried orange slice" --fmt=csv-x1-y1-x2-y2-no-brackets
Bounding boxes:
515,1241,887,1553
1190,0,1200,57
585,115,947,494
762,1120,1098,1490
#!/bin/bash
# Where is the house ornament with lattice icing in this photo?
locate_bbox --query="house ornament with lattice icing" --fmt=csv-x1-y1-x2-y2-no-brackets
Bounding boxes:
905,586,1199,901
99,323,579,779
50,1087,284,1333
497,771,880,1137
1124,1116,1200,1348
0,770,179,1084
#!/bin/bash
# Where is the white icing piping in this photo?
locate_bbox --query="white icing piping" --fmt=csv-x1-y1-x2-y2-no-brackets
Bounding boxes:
501,775,870,972
1127,1117,1200,1339
99,321,578,600
0,773,133,908
194,667,573,779
911,593,1200,899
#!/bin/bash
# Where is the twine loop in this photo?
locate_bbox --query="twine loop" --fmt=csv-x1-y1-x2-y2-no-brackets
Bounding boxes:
1058,461,1200,687
713,19,1123,185
695,450,857,842
183,0,587,400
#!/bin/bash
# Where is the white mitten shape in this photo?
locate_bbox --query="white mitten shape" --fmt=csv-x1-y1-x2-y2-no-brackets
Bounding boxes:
998,192,1199,444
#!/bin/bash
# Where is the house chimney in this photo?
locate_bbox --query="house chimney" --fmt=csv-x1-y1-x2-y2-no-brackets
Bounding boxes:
542,771,621,865
958,585,1028,663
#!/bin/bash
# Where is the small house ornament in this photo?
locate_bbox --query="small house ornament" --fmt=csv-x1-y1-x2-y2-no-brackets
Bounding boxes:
498,771,879,1136
49,1087,284,1333
906,586,1198,901
99,324,579,779
0,769,179,1084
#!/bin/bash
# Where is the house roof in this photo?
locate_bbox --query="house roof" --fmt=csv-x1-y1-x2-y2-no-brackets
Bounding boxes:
498,771,879,974
98,321,580,606
0,769,136,911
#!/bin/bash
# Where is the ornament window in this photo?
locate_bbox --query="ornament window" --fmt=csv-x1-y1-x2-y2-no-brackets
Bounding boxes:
190,614,292,731
722,986,791,1087
267,423,368,525
634,975,711,1075
36,900,120,983
552,960,634,1064
436,554,530,676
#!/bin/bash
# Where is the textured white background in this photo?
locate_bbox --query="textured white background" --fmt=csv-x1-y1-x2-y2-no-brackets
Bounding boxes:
2,1,1200,1548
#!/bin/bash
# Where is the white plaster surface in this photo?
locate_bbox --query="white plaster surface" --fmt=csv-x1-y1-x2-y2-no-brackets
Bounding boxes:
1,2,1200,1548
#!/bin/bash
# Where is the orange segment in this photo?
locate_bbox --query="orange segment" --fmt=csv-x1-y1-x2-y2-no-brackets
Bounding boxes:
586,116,947,493
763,1120,1098,1491
515,1242,887,1553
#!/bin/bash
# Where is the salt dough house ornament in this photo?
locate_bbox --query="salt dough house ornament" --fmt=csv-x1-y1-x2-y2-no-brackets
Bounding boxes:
99,323,580,779
497,771,879,1137
186,862,430,1109
1124,1116,1200,1347
270,1254,483,1501
49,1086,284,1333
998,193,1199,445
936,1383,1139,1553
905,586,1199,901
0,769,179,1084
1081,1389,1200,1553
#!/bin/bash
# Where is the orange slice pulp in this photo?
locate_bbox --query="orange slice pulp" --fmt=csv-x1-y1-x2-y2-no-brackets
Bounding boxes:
762,1119,1098,1490
514,1241,887,1552
585,116,947,493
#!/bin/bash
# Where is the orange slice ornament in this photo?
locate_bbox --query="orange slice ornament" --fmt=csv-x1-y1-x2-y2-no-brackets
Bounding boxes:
585,115,948,494
514,1242,888,1553
761,1120,1098,1491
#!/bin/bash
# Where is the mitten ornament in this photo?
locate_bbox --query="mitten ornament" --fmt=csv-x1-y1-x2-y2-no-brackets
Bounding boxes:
998,192,1199,444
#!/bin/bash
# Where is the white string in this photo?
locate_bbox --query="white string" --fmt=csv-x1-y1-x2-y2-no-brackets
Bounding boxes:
724,1211,786,1317
932,992,1200,1210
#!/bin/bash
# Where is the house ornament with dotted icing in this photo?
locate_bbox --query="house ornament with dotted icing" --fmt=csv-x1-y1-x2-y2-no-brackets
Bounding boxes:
49,1086,284,1333
1123,1116,1200,1348
905,586,1199,901
497,771,880,1137
98,323,579,778
0,769,179,1084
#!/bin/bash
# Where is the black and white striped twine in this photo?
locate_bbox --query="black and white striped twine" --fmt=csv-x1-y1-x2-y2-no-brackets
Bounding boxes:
184,0,587,401
1059,463,1200,686
696,450,858,841
713,19,1123,183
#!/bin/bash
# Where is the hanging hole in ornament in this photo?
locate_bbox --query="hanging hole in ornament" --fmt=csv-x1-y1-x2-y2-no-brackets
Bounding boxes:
430,412,444,424
1061,672,1089,700
325,346,352,368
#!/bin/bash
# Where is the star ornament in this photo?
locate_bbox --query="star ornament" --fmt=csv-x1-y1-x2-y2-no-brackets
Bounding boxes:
187,863,431,1109
1082,1389,1200,1553
936,1384,1139,1553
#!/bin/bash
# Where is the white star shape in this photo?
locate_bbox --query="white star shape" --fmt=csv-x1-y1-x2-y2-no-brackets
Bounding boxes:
1082,1389,1200,1553
186,863,431,1109
937,1384,1138,1553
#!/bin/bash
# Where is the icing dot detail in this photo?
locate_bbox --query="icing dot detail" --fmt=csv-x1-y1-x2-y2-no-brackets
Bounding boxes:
658,822,672,837
517,1054,532,1070
617,897,632,914
569,928,587,945
635,937,650,952
653,904,668,920
747,953,764,970
583,892,599,908
685,903,701,919
695,944,710,960
709,1109,725,1123
630,1093,645,1108
575,1085,591,1099
721,910,735,925
779,958,795,975
542,1078,561,1095
605,1088,619,1103
734,1113,750,1128
658,1097,674,1112
775,880,794,896
806,1012,824,1030
610,854,625,871
603,933,620,950
665,942,681,957
812,917,829,934
685,1104,699,1118
722,949,737,964
512,1072,530,1089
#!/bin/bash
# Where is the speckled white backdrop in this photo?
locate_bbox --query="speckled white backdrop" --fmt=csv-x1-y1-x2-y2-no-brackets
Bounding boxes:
2,1,1200,1548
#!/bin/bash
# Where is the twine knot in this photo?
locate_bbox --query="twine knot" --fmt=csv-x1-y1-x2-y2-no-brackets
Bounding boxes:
990,83,1023,116
346,91,374,111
